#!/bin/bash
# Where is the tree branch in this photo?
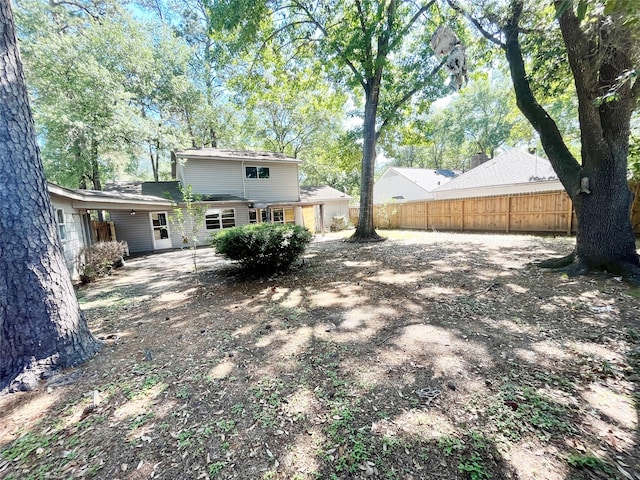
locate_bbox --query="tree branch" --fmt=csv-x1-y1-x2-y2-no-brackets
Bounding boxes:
389,0,436,53
446,0,505,48
290,0,367,89
502,1,580,194
377,57,447,136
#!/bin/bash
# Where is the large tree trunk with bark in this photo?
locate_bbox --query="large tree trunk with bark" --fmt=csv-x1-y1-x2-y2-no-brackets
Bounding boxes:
0,1,102,392
502,1,640,284
350,78,384,242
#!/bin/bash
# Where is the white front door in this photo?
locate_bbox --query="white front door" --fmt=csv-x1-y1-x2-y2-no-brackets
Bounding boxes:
150,212,172,250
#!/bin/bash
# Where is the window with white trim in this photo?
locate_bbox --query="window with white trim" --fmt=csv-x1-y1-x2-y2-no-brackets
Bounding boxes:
56,208,67,240
245,166,270,179
271,207,295,225
206,208,236,230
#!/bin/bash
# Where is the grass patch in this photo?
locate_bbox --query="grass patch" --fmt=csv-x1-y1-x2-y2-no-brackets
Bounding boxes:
485,380,575,442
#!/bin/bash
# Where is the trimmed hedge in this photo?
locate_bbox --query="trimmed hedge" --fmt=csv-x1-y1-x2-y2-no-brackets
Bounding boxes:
211,223,312,271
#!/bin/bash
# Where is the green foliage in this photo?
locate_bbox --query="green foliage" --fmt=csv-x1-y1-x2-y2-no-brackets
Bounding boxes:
15,1,203,187
212,223,312,272
79,241,129,283
208,461,228,478
485,383,574,441
566,454,613,474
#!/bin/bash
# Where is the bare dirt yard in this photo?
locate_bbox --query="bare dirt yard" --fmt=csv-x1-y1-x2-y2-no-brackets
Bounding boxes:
1,230,639,480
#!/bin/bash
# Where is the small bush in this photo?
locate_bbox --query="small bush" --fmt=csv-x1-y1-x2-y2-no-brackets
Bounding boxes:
79,241,129,283
211,223,312,272
330,215,349,232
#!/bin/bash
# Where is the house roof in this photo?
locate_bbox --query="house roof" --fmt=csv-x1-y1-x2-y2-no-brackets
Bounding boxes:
48,182,172,207
382,167,457,192
176,147,302,164
433,150,558,192
105,181,246,203
300,185,352,202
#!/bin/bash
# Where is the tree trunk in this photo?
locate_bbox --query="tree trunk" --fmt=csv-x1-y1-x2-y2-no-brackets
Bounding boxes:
502,1,640,283
150,138,160,182
0,1,102,392
89,135,101,190
350,78,384,242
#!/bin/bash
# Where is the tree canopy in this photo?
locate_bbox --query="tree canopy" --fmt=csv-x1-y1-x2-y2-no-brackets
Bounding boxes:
208,0,465,241
450,0,640,282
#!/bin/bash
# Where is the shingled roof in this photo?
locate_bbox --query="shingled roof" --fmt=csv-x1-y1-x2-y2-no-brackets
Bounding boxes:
300,185,352,202
433,150,558,193
386,167,457,192
176,148,302,164
104,181,246,203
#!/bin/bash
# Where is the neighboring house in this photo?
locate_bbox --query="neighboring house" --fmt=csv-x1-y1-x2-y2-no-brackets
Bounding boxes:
432,149,563,200
300,185,352,232
373,167,457,204
47,182,172,279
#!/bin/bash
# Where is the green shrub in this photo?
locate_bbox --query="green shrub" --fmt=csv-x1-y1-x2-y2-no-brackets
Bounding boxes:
79,241,129,283
211,223,312,272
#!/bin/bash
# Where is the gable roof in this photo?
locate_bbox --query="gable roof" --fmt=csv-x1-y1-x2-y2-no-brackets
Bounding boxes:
176,148,302,164
49,182,172,207
380,167,457,193
433,150,558,193
300,185,352,202
105,181,246,203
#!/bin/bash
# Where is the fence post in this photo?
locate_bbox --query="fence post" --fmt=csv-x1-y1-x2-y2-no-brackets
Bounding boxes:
506,195,511,233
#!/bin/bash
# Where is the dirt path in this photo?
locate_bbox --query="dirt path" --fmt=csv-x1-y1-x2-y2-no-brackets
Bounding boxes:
1,230,639,480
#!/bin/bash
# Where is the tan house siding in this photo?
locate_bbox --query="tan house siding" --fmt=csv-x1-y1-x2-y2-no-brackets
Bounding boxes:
109,211,155,253
179,159,244,197
244,163,299,201
167,203,250,248
178,158,300,202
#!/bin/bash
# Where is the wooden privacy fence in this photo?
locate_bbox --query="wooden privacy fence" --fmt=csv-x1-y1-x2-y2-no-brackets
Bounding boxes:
351,190,578,234
91,221,115,242
350,184,640,235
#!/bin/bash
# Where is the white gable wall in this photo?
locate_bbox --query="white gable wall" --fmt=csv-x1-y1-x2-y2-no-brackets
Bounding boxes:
319,199,351,229
433,180,564,200
374,173,434,204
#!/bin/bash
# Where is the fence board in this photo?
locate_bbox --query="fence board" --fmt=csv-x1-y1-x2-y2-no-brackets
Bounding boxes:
350,187,640,235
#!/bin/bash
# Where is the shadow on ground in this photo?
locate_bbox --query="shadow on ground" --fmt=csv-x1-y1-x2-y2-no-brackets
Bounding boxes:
1,230,638,480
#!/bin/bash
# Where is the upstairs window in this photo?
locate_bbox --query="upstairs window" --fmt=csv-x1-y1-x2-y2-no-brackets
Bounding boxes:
245,166,270,179
206,208,236,230
56,208,67,240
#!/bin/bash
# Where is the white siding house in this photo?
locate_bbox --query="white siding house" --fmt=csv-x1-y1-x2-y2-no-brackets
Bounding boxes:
103,148,349,253
432,150,563,200
47,183,173,278
374,167,457,204
300,186,352,232
48,185,93,279
176,148,301,202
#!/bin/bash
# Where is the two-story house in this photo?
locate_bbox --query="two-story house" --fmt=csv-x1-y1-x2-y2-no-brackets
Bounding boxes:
105,148,351,253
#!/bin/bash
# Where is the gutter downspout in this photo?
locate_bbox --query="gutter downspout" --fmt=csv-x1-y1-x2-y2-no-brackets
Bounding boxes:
242,160,247,200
